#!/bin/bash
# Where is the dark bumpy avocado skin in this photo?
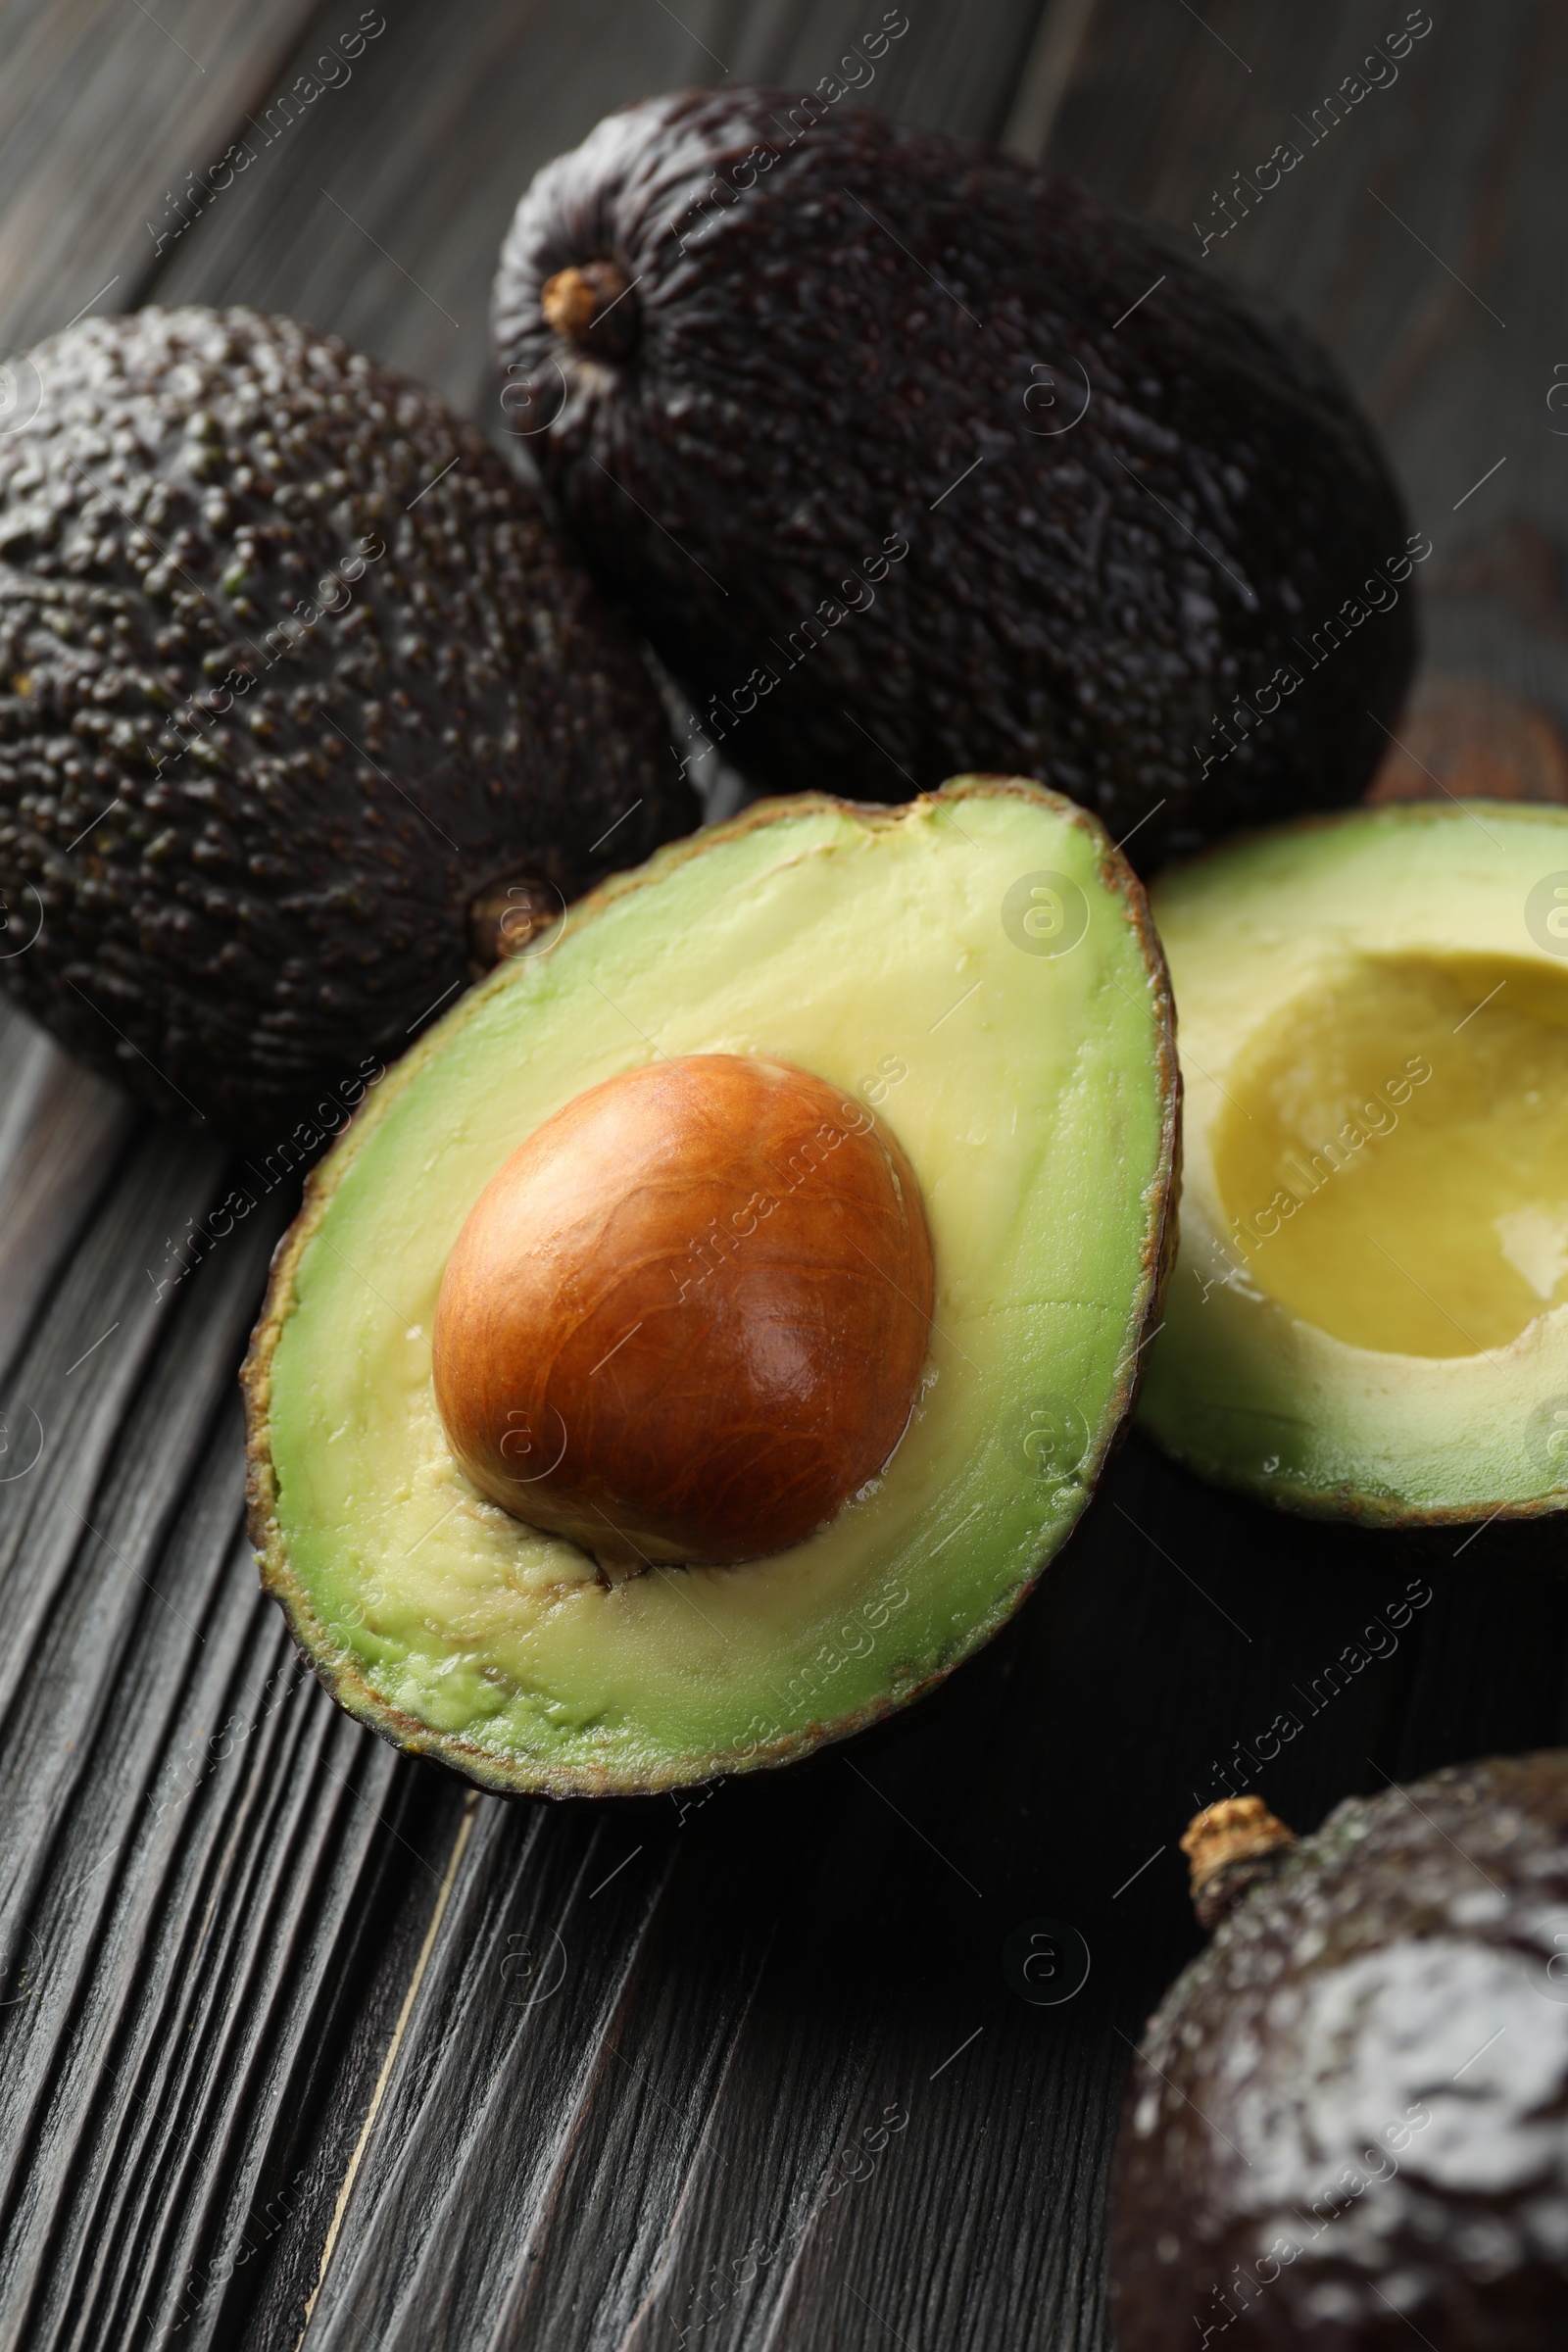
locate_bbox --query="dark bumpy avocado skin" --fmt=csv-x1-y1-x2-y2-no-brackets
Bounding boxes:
492,92,1415,865
0,308,693,1138
1110,1753,1568,2351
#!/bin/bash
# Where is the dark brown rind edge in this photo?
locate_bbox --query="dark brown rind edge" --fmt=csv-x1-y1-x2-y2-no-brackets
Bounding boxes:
240,775,1181,1798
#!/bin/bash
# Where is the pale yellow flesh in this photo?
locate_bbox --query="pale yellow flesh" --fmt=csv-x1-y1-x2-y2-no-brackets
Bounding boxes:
1142,801,1568,1520
1211,952,1568,1357
264,785,1171,1788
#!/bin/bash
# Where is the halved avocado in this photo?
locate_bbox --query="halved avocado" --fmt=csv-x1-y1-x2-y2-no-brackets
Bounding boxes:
1140,799,1568,1524
243,778,1176,1796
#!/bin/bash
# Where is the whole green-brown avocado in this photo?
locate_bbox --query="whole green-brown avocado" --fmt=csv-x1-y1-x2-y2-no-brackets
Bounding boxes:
0,307,694,1140
1109,1754,1568,2349
492,90,1417,867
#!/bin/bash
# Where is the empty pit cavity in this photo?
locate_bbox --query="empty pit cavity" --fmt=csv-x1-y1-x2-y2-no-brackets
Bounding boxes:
1209,953,1568,1358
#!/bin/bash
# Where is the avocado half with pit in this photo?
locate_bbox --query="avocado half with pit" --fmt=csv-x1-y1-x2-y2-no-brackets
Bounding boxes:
243,777,1177,1796
1140,799,1568,1524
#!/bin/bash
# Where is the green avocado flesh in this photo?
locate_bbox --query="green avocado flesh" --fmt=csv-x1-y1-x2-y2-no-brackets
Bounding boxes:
1140,799,1568,1523
246,779,1175,1795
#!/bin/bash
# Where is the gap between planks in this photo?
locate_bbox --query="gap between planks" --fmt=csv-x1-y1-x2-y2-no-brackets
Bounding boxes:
297,1788,481,2340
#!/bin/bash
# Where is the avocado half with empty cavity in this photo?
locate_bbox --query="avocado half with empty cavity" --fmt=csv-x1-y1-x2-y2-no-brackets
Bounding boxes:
1140,799,1568,1523
242,777,1177,1796
0,306,693,1139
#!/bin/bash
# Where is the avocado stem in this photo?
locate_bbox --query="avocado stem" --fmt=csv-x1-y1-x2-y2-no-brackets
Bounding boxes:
541,262,638,360
466,874,563,972
1181,1795,1298,1934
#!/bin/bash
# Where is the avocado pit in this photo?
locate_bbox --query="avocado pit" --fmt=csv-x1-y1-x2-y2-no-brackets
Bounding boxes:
431,1053,934,1577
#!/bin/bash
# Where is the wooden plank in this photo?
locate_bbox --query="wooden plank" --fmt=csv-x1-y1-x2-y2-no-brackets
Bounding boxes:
0,1005,133,1393
0,1134,466,2347
0,0,327,356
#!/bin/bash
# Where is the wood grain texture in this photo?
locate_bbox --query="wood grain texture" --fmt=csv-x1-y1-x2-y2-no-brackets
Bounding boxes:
0,1,1564,2348
149,0,1047,420
0,1100,463,2350
0,1009,131,1393
0,0,327,358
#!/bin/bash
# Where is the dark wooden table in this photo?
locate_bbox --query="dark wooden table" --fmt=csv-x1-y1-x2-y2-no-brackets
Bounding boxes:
1,2,1563,2345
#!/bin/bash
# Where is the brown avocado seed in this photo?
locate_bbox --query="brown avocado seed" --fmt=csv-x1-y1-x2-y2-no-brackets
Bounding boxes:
431,1054,934,1577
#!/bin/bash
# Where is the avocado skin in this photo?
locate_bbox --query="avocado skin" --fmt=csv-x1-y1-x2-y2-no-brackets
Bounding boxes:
492,92,1415,868
0,307,694,1140
1109,1752,1568,2349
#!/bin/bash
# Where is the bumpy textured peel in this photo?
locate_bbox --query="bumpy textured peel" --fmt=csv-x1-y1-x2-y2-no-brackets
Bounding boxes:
493,90,1414,867
243,777,1178,1797
0,305,690,1137
1110,1751,1568,2351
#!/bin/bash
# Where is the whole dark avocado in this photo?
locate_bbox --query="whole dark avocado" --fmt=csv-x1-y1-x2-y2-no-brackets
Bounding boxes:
1109,1759,1568,2351
492,91,1416,865
0,306,695,1140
